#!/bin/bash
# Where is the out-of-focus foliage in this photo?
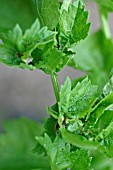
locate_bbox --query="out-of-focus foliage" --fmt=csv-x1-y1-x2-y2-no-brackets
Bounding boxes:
93,0,113,17
69,30,113,91
0,118,50,170
0,0,37,33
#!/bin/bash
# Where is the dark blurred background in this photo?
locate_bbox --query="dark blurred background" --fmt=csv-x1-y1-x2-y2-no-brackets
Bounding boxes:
0,1,113,125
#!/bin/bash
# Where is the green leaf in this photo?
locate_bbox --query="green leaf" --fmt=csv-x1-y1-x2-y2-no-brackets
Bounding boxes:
0,19,56,71
101,75,113,98
0,118,50,170
59,2,77,38
59,1,90,49
0,45,21,66
36,134,71,170
60,0,72,12
0,18,72,74
97,122,113,158
1,24,23,51
60,128,99,150
0,0,36,33
95,110,113,132
69,30,113,91
23,20,56,49
36,133,92,170
59,77,98,119
82,79,113,140
33,46,72,74
71,75,87,89
35,0,60,30
22,26,56,60
59,77,72,110
23,19,41,42
90,150,113,170
70,149,92,170
44,117,57,140
91,92,113,122
70,2,90,44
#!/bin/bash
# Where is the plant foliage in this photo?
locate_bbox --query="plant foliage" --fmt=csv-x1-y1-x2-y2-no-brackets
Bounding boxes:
0,0,113,169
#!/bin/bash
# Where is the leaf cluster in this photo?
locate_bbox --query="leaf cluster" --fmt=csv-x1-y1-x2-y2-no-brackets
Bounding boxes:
37,76,113,170
0,0,90,75
0,0,113,170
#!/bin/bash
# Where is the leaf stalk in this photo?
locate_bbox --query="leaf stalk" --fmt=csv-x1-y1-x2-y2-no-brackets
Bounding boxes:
51,75,60,103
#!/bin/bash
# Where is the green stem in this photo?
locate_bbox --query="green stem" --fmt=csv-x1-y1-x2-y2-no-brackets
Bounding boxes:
99,9,111,39
51,75,60,103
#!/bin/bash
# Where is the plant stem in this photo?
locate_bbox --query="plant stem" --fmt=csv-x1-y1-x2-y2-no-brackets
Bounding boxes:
99,9,111,39
51,75,60,103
